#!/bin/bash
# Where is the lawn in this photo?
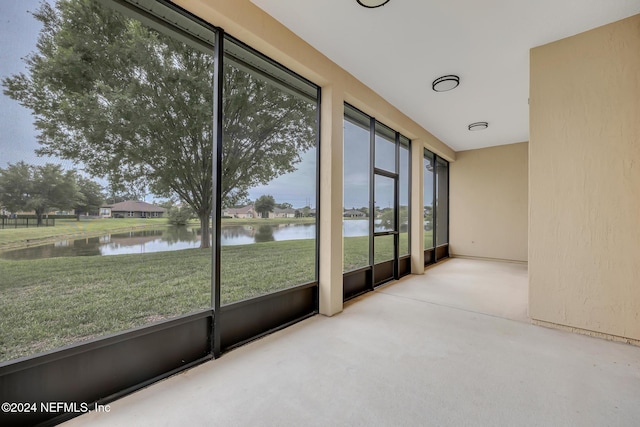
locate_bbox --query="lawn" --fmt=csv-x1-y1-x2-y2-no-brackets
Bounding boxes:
0,222,432,362
0,239,318,362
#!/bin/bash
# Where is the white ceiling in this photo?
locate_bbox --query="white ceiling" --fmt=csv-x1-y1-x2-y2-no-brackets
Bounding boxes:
250,0,640,152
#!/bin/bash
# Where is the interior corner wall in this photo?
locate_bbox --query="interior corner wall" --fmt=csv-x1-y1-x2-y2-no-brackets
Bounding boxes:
529,14,640,341
449,142,528,262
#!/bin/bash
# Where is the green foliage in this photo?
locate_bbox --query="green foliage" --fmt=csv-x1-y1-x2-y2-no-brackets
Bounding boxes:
301,206,311,217
222,65,315,206
104,189,147,206
167,206,194,226
379,205,409,231
0,162,30,213
156,199,177,211
254,224,275,242
0,162,80,224
254,195,275,218
2,0,316,248
73,176,104,219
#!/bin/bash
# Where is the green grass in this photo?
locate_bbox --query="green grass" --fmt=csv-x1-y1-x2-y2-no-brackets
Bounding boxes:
0,222,422,362
0,239,319,362
424,230,434,249
343,231,430,272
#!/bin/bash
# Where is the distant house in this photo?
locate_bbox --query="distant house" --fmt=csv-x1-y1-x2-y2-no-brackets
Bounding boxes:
272,207,296,218
344,209,366,218
99,207,112,218
222,204,256,219
101,201,166,218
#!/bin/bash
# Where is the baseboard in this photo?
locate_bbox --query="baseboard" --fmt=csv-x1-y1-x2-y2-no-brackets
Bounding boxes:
450,254,528,265
531,319,640,347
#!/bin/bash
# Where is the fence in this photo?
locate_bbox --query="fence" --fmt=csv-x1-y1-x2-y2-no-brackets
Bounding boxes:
0,217,56,229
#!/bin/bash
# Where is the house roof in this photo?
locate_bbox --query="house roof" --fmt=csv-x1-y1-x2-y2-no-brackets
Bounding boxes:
224,204,254,215
105,200,166,213
274,207,296,214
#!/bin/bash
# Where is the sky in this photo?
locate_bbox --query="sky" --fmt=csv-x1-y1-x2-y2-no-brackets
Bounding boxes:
0,0,317,207
0,0,63,170
0,0,420,211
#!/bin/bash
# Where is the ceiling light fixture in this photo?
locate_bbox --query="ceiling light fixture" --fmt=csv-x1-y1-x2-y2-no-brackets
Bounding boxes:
432,75,460,92
468,122,489,131
356,0,391,9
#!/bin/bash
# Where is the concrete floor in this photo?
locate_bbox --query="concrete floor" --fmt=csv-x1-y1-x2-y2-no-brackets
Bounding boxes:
65,258,640,426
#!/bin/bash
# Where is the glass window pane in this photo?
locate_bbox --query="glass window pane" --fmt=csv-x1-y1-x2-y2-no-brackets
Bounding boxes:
424,150,435,249
343,106,371,273
374,234,394,264
374,123,396,172
435,157,449,246
221,36,319,305
399,140,410,256
375,175,395,232
0,0,213,362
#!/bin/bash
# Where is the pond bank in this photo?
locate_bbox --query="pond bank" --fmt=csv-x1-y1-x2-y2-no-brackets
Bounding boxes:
0,217,318,252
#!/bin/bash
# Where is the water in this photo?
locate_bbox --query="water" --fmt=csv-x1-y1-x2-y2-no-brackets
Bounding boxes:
0,220,375,260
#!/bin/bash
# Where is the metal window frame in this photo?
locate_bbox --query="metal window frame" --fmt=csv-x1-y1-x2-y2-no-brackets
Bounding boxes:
0,1,323,424
345,102,412,289
423,148,450,264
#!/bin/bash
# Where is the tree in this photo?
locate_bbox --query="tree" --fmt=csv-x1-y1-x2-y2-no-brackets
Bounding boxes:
254,225,275,242
156,199,177,211
167,206,194,226
254,195,275,218
3,0,315,248
380,206,409,231
275,202,293,210
0,162,79,224
73,176,104,220
0,162,31,215
103,190,144,206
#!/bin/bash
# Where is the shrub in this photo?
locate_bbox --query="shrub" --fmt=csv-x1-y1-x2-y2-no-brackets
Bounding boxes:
167,206,194,225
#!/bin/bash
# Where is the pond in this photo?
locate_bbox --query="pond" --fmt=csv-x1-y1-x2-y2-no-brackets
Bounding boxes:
0,220,377,260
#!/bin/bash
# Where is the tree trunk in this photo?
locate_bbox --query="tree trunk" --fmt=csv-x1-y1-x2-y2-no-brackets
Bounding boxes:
199,213,211,249
36,210,43,226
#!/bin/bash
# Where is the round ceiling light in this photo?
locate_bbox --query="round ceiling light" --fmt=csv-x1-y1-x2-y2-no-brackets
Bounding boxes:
468,122,489,131
432,75,460,92
357,0,391,8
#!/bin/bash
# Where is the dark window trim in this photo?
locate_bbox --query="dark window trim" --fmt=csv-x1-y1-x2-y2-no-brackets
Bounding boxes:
344,103,413,294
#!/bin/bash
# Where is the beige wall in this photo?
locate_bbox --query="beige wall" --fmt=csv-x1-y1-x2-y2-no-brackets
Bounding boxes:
529,14,640,340
450,143,528,262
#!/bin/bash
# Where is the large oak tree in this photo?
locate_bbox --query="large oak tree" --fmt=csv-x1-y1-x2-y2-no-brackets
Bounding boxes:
3,0,316,248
